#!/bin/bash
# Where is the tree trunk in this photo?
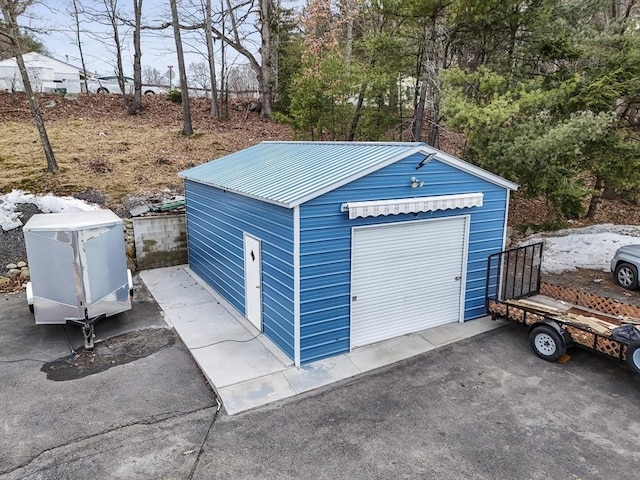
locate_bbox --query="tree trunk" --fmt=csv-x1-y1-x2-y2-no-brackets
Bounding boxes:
259,0,272,119
103,0,126,101
170,0,193,136
128,0,143,115
587,176,605,220
71,0,90,94
412,16,440,146
127,0,143,114
0,0,58,173
348,83,366,141
204,0,220,119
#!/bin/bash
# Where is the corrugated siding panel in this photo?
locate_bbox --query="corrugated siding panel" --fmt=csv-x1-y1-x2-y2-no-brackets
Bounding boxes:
185,180,295,360
299,154,508,363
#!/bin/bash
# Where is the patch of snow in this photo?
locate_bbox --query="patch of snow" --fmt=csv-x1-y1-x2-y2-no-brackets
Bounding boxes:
0,190,101,231
521,224,640,274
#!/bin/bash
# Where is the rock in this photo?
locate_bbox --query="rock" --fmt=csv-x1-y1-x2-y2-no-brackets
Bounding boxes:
130,205,150,217
0,276,9,285
64,93,79,101
20,268,30,279
7,268,21,278
6,263,17,270
17,261,27,268
127,257,137,273
42,100,56,108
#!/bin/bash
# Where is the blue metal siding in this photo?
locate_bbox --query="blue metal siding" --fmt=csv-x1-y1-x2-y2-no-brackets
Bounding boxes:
184,180,295,360
298,154,508,363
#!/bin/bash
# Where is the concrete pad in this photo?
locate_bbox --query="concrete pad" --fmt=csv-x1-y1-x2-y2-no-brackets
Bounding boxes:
418,316,502,346
139,266,213,308
348,333,437,373
284,355,361,394
163,302,254,349
140,266,506,415
217,372,295,415
191,338,288,388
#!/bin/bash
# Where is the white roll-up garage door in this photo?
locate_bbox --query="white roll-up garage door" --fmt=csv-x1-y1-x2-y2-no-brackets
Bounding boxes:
350,216,468,349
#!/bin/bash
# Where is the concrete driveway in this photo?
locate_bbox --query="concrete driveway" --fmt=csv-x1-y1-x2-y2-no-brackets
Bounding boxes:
2,279,639,479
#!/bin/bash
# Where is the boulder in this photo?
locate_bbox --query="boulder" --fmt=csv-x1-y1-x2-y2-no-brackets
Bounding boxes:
19,268,30,279
0,276,9,285
7,268,20,278
6,263,17,270
17,261,27,268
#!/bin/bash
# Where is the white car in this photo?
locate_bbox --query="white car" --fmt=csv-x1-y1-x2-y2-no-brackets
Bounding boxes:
87,76,166,95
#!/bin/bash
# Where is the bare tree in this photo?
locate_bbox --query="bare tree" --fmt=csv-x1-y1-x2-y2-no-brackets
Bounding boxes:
102,0,126,97
170,0,193,135
202,0,219,118
258,0,272,118
128,0,143,114
188,61,210,90
70,0,90,94
0,0,58,172
143,65,164,84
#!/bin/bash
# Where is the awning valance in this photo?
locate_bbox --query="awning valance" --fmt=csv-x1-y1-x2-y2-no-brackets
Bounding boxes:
340,193,484,219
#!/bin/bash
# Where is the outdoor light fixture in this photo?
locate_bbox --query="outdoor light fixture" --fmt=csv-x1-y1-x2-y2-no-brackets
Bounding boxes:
411,176,424,188
416,153,436,170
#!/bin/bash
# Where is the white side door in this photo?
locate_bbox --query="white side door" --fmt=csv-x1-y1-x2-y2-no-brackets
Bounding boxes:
244,233,262,331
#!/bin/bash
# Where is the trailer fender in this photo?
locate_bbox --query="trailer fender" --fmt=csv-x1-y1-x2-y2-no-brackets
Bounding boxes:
528,319,573,348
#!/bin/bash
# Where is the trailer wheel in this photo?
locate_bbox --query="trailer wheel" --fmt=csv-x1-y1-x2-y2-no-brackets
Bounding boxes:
626,343,640,375
529,325,566,362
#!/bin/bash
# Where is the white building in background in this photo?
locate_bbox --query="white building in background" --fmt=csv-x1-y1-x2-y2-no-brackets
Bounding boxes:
0,52,86,94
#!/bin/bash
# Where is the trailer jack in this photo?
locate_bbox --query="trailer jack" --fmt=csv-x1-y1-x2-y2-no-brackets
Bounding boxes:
67,314,106,350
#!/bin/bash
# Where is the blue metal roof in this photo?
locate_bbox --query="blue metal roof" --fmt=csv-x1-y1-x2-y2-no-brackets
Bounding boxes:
179,141,517,208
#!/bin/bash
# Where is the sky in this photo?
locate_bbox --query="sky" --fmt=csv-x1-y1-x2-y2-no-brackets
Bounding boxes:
2,189,640,276
20,0,276,80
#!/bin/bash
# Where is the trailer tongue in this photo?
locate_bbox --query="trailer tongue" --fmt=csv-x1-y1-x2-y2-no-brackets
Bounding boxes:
486,242,640,375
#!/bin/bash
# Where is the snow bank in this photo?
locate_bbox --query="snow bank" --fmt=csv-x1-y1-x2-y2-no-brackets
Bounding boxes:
0,190,101,231
521,224,640,274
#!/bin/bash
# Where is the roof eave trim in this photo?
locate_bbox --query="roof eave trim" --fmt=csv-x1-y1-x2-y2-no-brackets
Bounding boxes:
414,146,519,191
180,176,292,209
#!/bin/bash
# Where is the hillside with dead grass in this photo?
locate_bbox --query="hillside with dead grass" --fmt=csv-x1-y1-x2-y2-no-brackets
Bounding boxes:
0,93,292,209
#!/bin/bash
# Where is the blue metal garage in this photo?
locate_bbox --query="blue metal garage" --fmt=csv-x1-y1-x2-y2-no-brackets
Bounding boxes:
179,141,518,365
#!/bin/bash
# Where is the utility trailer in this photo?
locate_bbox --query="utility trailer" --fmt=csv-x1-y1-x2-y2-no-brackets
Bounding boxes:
23,210,133,349
486,243,640,375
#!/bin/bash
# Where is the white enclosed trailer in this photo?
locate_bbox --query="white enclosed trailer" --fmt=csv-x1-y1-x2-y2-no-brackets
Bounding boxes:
23,210,133,347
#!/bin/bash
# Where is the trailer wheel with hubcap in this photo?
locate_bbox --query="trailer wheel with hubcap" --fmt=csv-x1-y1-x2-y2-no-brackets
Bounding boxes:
529,324,566,362
626,343,640,375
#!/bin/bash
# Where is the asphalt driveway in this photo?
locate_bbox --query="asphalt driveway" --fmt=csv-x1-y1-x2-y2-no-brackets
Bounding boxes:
1,280,639,479
196,325,640,480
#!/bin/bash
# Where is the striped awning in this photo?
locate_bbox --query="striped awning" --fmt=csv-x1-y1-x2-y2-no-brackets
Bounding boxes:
340,193,484,219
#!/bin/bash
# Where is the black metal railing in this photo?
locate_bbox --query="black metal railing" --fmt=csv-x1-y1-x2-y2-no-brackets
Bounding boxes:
485,242,543,305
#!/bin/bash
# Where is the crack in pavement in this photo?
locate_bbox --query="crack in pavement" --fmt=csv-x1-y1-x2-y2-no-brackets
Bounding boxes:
1,404,219,478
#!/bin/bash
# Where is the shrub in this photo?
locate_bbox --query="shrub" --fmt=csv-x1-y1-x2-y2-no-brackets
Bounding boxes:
166,89,182,103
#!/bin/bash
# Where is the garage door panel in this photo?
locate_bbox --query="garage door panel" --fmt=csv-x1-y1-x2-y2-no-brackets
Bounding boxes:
351,217,467,349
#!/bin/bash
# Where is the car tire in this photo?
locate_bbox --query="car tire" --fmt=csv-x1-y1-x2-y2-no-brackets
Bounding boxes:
529,324,566,362
615,262,638,290
626,343,640,375
144,90,155,95
97,87,109,94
